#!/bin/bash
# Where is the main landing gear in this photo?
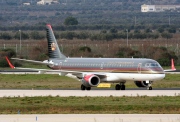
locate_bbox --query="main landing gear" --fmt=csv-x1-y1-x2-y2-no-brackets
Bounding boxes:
81,84,91,91
115,83,126,90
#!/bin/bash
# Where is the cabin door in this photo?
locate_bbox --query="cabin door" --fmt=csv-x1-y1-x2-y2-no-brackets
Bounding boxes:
137,63,142,73
59,62,62,70
100,62,104,70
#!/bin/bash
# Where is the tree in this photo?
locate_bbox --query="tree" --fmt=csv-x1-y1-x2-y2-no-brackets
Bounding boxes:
116,47,142,58
168,27,176,33
30,31,45,40
161,32,173,39
64,16,78,26
14,31,29,40
0,32,12,40
60,31,76,40
109,28,118,33
157,27,164,33
0,48,17,67
79,46,91,53
145,28,151,33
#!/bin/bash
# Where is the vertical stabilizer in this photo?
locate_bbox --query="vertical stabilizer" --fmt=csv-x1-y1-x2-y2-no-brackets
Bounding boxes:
46,24,66,59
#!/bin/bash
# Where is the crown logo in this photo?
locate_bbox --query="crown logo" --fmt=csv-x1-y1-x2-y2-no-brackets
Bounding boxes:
51,43,56,51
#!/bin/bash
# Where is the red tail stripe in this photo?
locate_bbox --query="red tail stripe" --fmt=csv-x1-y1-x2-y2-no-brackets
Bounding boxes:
46,24,52,30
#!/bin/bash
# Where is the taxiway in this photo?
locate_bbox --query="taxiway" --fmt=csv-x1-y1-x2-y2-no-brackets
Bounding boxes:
0,90,179,97
0,114,179,122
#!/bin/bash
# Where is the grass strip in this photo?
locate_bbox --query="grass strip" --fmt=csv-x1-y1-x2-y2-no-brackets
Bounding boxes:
0,74,179,89
0,96,179,114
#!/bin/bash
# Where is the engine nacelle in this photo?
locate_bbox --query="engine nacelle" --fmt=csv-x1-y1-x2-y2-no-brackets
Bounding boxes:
82,74,100,87
134,81,148,87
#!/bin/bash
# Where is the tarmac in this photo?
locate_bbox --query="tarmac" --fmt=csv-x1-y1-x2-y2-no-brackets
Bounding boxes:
0,114,179,122
0,90,179,97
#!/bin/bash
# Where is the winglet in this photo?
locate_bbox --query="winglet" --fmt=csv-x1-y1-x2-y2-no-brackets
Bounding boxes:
171,59,176,70
5,56,15,69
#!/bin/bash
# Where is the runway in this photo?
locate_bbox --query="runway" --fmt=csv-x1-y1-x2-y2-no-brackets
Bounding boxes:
0,90,179,97
0,114,179,122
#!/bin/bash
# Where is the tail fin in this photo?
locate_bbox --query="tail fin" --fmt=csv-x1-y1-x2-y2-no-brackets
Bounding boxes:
46,24,66,59
171,59,176,70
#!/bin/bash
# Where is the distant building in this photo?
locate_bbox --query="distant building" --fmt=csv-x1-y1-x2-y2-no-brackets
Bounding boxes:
37,0,58,5
23,3,31,5
141,4,180,12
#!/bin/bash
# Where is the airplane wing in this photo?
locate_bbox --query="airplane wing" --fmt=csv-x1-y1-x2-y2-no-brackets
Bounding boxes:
11,57,53,65
6,56,81,73
5,57,107,78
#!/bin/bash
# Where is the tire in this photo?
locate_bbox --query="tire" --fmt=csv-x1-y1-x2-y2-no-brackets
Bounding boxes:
86,87,91,90
149,86,152,90
81,84,86,90
115,84,121,90
121,85,125,90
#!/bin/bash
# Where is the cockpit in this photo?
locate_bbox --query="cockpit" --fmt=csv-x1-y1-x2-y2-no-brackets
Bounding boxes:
145,63,161,67
144,62,164,73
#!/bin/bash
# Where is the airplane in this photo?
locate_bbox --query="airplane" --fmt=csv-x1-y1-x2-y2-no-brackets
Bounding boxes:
5,24,176,90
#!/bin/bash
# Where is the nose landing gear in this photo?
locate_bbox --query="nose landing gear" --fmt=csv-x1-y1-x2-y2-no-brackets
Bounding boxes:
147,81,153,90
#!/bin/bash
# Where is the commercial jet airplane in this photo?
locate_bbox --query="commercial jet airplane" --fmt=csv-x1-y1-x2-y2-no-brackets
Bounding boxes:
5,24,176,90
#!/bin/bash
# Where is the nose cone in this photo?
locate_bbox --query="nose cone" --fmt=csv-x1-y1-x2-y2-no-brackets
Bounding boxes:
149,67,165,80
156,73,165,80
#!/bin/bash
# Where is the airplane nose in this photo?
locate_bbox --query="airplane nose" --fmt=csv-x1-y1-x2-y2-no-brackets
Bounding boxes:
155,74,165,80
150,67,164,74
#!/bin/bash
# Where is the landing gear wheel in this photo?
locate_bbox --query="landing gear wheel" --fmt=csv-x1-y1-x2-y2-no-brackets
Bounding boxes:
121,85,125,90
148,86,152,90
86,87,91,90
81,84,86,90
115,84,121,90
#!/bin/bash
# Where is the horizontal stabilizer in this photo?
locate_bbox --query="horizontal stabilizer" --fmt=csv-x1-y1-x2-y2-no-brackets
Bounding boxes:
164,59,176,72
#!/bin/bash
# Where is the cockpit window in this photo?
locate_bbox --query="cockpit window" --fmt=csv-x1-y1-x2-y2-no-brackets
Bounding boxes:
145,63,160,67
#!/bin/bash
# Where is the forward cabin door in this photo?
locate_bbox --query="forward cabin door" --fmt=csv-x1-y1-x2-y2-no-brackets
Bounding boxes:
137,63,142,73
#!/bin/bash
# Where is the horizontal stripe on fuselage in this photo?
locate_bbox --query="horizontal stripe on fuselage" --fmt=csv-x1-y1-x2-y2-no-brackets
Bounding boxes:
51,66,164,74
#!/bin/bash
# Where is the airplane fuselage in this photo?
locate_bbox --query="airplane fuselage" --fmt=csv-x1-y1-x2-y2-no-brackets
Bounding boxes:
48,58,165,83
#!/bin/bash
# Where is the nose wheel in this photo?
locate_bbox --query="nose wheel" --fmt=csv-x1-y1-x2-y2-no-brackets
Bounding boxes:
147,81,153,90
148,86,152,90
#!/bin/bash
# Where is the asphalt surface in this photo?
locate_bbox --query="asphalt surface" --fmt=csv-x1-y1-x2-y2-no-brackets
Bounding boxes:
0,114,179,122
0,90,179,97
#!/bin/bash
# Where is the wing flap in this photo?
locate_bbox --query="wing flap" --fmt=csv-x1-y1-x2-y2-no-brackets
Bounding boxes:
5,56,107,79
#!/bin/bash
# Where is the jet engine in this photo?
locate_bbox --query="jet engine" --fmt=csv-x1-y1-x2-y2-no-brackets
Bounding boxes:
134,81,148,87
82,74,100,87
